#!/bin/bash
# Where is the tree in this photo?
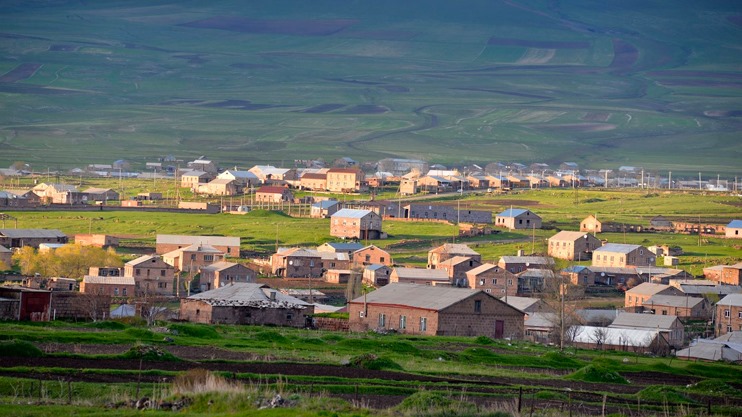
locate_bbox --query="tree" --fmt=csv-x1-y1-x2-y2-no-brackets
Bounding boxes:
591,327,609,349
12,245,122,278
542,262,585,350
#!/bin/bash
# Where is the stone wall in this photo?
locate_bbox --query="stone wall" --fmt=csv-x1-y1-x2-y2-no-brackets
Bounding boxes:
313,317,349,332
51,292,110,321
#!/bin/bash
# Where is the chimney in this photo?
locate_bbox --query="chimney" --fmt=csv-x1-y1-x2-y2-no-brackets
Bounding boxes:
517,249,524,257
269,291,276,301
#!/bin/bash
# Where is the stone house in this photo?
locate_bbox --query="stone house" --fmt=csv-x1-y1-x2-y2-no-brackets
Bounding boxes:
179,283,313,327
547,231,602,261
353,245,392,268
310,200,341,218
644,295,712,320
325,269,353,284
497,256,554,274
719,263,742,286
436,256,482,287
428,243,481,269
74,234,119,248
716,294,742,336
465,263,518,297
625,283,682,308
363,264,391,286
197,178,239,196
82,187,120,202
163,244,224,273
199,261,257,292
609,312,685,348
32,183,84,205
216,170,259,188
403,204,492,224
271,248,324,278
326,168,365,192
255,186,293,203
726,220,742,238
0,229,68,249
593,244,655,268
180,170,214,189
317,242,363,257
399,178,418,195
516,269,556,295
248,165,297,184
465,175,490,189
484,175,510,189
80,276,135,298
390,268,450,286
348,283,524,339
416,175,453,193
187,159,218,174
495,208,542,230
124,255,176,297
0,190,38,208
156,235,240,257
300,172,328,191
579,215,602,234
330,209,383,240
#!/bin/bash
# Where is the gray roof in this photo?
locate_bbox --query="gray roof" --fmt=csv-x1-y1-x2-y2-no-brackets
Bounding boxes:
188,283,309,308
165,244,222,256
497,208,529,217
331,208,375,219
467,263,501,276
0,245,10,253
83,276,135,285
588,266,639,275
675,339,742,362
575,309,620,325
199,261,242,272
680,285,742,296
313,200,340,209
351,282,499,311
718,293,742,307
645,295,704,308
430,243,480,256
714,331,742,343
571,326,660,347
500,256,554,265
525,312,558,329
0,229,66,239
594,243,642,254
157,234,240,247
501,296,543,312
393,268,449,281
626,283,673,296
319,242,363,251
609,312,679,331
365,264,390,272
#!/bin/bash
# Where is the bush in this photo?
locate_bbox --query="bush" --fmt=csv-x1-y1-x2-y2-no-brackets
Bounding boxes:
0,340,43,358
396,391,480,416
348,353,402,371
172,369,241,395
474,336,494,345
566,365,628,384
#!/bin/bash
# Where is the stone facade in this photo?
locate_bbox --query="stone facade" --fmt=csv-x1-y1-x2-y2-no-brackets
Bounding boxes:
180,300,312,327
74,234,119,248
330,209,383,240
720,264,742,286
465,264,518,297
125,255,176,297
199,262,257,292
326,168,365,193
548,231,602,261
495,209,542,230
271,248,324,278
51,292,110,321
716,295,742,336
403,204,492,223
428,243,481,269
593,244,655,268
353,245,392,267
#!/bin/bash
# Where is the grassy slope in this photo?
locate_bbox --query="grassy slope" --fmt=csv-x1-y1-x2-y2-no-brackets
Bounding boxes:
0,1,740,174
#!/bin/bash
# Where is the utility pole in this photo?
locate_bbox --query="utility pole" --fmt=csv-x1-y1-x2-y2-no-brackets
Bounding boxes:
668,171,672,189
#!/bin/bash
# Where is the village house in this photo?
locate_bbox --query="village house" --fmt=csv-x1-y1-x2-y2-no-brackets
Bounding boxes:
324,269,354,284
570,325,670,355
403,204,492,224
197,178,239,196
547,231,602,261
300,172,328,191
436,256,482,287
725,220,742,238
353,245,392,268
187,159,218,174
82,187,120,202
516,269,556,295
498,255,554,274
642,294,711,319
326,168,366,193
416,175,453,193
32,183,84,205
363,264,392,286
390,267,450,286
0,286,51,321
271,248,324,278
609,312,685,348
80,276,135,298
592,243,655,268
316,242,364,257
179,283,313,326
506,174,529,188
495,208,542,230
124,255,176,294
310,200,341,218
216,169,259,188
348,283,524,339
0,190,39,208
180,170,214,189
502,296,555,315
428,243,481,269
163,244,224,273
255,186,293,204
625,283,682,308
199,261,257,292
248,165,297,184
718,263,742,286
156,235,240,257
579,215,602,233
317,251,351,270
484,175,510,190
716,294,742,336
399,178,418,195
465,263,518,297
330,209,383,240
0,229,68,249
675,333,742,362
562,265,595,286
74,234,119,248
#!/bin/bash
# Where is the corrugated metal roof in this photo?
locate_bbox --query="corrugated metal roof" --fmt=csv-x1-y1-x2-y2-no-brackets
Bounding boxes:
626,283,672,296
609,312,679,330
0,245,11,253
525,312,557,329
497,208,529,217
0,229,66,239
365,264,389,272
502,296,541,312
595,243,642,254
571,326,660,347
645,295,704,308
393,268,449,281
718,293,742,307
500,256,554,265
350,282,481,311
727,220,742,228
430,243,479,256
312,200,339,209
83,276,135,285
157,234,240,247
331,209,374,219
257,186,289,194
188,283,309,308
200,261,240,272
681,285,742,296
318,242,362,251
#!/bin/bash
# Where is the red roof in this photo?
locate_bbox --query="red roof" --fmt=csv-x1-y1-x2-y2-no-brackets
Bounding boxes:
301,173,327,180
328,168,361,174
257,186,288,194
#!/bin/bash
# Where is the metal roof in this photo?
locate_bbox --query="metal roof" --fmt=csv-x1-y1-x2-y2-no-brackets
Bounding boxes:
331,209,375,219
126,255,168,267
188,283,309,308
718,293,742,307
312,200,340,209
594,243,642,254
571,325,660,347
497,208,529,217
157,234,240,247
727,220,742,228
501,296,542,312
430,243,479,256
675,339,742,362
680,285,742,296
525,312,557,329
499,256,554,265
392,268,449,281
199,261,241,272
318,242,362,251
83,276,135,285
351,282,487,311
645,295,704,308
0,229,66,239
626,283,673,296
365,264,389,272
438,256,477,267
609,312,679,331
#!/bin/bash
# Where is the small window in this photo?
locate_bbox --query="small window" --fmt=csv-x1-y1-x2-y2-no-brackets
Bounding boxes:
122,288,127,296
725,309,730,318
378,313,386,328
287,314,293,321
380,257,385,263
479,279,485,286
399,315,407,329
135,268,141,276
420,317,427,332
161,270,165,276
474,300,482,313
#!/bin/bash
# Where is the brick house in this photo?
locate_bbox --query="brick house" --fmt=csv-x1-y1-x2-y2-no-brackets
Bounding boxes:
465,263,518,297
197,178,239,196
562,265,595,286
32,183,84,205
0,190,39,208
416,175,453,193
162,244,225,273
255,186,293,203
326,168,365,193
644,295,712,320
579,215,602,233
317,242,363,257
271,248,324,278
216,170,259,188
436,256,482,287
0,229,68,249
403,204,492,224
74,234,119,248
80,276,135,298
310,200,341,218
82,187,120,202
300,172,328,191
719,263,742,286
348,283,524,339
353,245,392,267
484,175,510,189
390,267,450,286
625,283,682,308
363,264,391,286
179,283,313,327
180,170,214,189
399,178,418,195
716,294,742,336
466,175,490,189
593,244,655,268
156,235,240,257
725,220,742,238
495,208,542,230
124,255,176,297
547,231,602,261
498,256,554,274
609,312,685,348
330,209,383,240
199,261,257,292
248,165,297,184
428,243,481,269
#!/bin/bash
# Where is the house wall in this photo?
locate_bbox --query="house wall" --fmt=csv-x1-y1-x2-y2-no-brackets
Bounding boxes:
199,265,257,292
300,176,327,191
726,227,742,239
0,235,68,249
580,217,602,233
645,301,712,320
495,212,542,230
720,267,742,286
429,251,482,269
466,268,518,297
436,259,481,286
363,267,391,286
74,234,119,248
80,282,134,297
331,213,382,239
593,247,654,268
548,235,601,261
716,303,742,336
624,288,678,308
179,299,312,327
439,297,524,339
51,292,110,321
405,204,492,224
325,270,352,284
327,170,364,192
348,303,440,335
271,255,324,278
157,242,238,257
353,247,392,267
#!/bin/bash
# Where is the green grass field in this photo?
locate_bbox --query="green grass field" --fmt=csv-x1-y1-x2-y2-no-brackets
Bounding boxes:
0,1,740,175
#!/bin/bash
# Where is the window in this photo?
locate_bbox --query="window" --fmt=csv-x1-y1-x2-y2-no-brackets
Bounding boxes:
191,254,196,260
507,279,513,286
662,310,667,315
725,309,730,318
420,317,427,332
728,325,733,333
122,288,127,296
365,254,371,262
486,289,492,293
135,268,141,276
739,311,742,319
380,257,385,263
492,278,497,285
158,282,167,289
359,311,365,318
399,315,407,329
474,300,482,313
204,255,214,262
114,288,119,296
287,314,293,321
479,279,485,286
378,313,386,328
160,270,165,276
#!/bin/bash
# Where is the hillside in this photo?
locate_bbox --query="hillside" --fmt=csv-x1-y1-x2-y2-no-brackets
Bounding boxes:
0,0,740,173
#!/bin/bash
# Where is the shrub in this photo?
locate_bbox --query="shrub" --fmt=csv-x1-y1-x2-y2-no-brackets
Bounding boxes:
474,336,494,345
321,334,343,343
566,365,628,384
685,380,740,397
396,391,479,416
124,327,155,340
0,340,43,358
348,353,402,371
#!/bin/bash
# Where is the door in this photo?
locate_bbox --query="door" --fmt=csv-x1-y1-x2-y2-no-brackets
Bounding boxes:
495,320,504,339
